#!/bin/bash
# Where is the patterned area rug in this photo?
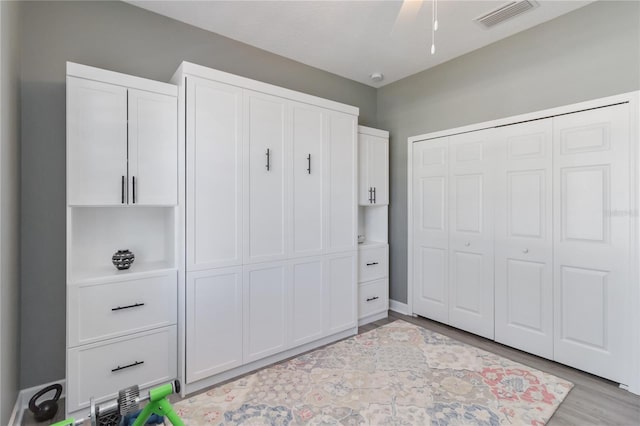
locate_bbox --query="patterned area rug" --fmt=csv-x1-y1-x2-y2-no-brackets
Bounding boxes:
175,320,573,425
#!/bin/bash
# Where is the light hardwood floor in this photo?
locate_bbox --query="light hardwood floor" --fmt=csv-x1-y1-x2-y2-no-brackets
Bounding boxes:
23,311,640,425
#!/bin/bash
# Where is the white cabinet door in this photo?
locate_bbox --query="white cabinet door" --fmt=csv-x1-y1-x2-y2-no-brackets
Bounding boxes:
67,77,127,205
186,77,243,270
325,253,357,334
291,258,324,346
448,129,495,339
244,262,288,362
291,103,324,257
494,119,553,359
186,267,243,383
553,104,631,383
368,135,389,205
326,112,357,253
358,134,371,205
244,90,288,263
412,137,449,324
127,89,177,206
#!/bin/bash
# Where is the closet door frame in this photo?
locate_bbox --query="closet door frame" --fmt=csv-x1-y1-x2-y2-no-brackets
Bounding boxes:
408,91,640,395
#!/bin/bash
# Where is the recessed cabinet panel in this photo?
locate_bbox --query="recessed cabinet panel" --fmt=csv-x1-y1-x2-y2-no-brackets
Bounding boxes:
292,104,324,257
186,268,243,383
244,91,288,263
291,260,324,346
326,253,356,334
244,263,287,362
67,77,127,205
187,78,243,269
128,89,177,205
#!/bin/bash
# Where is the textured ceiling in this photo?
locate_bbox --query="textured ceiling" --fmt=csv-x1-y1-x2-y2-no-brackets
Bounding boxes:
127,0,594,87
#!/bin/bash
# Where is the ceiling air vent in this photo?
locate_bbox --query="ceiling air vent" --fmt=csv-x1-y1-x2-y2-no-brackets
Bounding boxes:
474,0,539,29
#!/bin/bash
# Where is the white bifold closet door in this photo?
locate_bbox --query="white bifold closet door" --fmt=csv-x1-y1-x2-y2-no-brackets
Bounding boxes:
412,137,449,324
448,129,495,339
494,119,553,359
553,104,631,383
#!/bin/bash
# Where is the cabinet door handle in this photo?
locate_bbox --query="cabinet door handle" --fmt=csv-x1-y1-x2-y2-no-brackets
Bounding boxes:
307,154,311,174
121,176,125,204
366,262,379,266
368,187,373,204
366,296,379,302
373,187,376,204
111,302,145,312
111,360,144,373
132,176,136,204
266,148,270,171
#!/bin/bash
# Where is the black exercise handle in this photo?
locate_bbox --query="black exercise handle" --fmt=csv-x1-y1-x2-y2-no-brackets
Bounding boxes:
111,361,144,373
28,384,62,413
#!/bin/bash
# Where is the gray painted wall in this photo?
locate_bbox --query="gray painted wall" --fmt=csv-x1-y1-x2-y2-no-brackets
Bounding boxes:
1,0,22,422
377,0,640,304
19,0,377,388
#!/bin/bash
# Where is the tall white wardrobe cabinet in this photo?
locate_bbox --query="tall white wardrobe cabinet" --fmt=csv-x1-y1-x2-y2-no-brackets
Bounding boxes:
172,62,359,393
409,91,640,395
66,63,179,417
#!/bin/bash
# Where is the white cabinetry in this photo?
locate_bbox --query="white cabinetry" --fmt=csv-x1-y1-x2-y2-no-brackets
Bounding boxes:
66,63,178,417
174,62,358,394
409,93,638,392
357,126,389,325
68,75,177,206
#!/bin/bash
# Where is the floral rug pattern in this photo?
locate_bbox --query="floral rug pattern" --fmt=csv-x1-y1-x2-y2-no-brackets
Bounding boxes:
174,320,573,425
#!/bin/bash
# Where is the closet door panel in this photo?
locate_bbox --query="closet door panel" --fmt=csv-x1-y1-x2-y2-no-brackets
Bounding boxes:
291,258,324,346
448,129,495,339
127,89,177,205
494,119,553,359
326,253,357,334
186,77,243,270
244,90,288,263
67,77,127,205
243,262,288,362
553,104,630,383
186,267,243,383
412,138,449,323
291,103,324,257
326,112,357,253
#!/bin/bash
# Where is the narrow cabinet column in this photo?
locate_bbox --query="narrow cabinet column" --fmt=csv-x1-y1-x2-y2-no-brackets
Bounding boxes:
186,77,243,270
128,89,178,206
291,103,324,257
67,77,127,205
244,90,289,263
325,252,357,334
494,119,553,359
448,129,495,340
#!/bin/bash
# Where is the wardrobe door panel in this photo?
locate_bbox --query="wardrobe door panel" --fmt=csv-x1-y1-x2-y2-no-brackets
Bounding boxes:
326,253,357,334
67,77,127,205
448,129,495,339
244,90,288,263
494,119,553,359
291,103,324,257
186,77,243,270
412,138,449,323
326,112,357,253
128,89,177,206
553,104,631,383
291,258,324,346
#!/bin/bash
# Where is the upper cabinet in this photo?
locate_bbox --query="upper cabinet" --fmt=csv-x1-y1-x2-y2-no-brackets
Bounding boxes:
359,126,389,205
67,71,177,206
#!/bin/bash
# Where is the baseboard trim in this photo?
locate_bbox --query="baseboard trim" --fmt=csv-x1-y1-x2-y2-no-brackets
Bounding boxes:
10,379,66,425
389,299,410,315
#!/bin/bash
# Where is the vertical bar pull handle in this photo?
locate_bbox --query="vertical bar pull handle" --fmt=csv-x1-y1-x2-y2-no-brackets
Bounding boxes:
368,187,372,204
373,187,376,204
266,148,270,171
132,176,136,204
121,176,125,204
307,154,311,174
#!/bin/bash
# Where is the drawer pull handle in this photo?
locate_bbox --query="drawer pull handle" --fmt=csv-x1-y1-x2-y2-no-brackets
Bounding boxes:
111,303,145,312
111,360,144,373
366,296,379,302
366,262,379,266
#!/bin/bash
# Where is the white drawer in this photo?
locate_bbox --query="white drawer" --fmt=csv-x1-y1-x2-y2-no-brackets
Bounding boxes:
68,271,177,347
358,279,388,319
358,245,388,282
67,326,177,413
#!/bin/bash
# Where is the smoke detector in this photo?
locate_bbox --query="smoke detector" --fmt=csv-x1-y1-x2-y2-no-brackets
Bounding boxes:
474,0,539,29
370,73,384,83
